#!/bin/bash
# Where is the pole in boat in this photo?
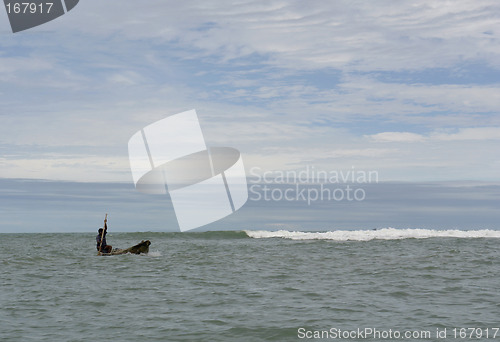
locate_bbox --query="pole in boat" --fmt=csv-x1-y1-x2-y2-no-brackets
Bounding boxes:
98,213,107,255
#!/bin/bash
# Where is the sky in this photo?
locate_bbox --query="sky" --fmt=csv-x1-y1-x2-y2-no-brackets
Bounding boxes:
1,178,499,233
0,0,499,183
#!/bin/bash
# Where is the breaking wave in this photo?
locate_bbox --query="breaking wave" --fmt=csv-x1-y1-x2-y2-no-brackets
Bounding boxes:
146,251,162,257
244,228,500,241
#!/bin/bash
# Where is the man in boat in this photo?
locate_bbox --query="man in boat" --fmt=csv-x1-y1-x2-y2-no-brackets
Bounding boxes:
96,218,112,254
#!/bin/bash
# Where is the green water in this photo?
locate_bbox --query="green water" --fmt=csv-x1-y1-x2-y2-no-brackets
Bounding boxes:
1,231,499,341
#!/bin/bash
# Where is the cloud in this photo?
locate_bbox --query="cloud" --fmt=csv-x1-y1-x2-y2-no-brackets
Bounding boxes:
0,153,131,182
1,0,500,182
367,132,426,143
66,0,500,71
432,127,500,141
367,127,500,143
107,71,144,86
0,56,53,74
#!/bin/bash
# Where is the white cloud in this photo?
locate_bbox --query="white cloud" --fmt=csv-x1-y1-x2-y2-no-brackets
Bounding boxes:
1,0,500,182
107,71,144,86
432,127,500,141
0,56,52,74
63,0,500,71
368,127,500,143
368,132,426,143
0,154,130,182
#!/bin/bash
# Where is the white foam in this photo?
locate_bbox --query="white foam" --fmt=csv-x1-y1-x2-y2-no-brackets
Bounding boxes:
146,251,162,257
244,228,500,241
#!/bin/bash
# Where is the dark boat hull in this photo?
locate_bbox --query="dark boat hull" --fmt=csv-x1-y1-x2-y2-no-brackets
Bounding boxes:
100,240,151,256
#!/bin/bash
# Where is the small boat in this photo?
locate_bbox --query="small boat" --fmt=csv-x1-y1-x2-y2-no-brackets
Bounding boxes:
100,240,151,256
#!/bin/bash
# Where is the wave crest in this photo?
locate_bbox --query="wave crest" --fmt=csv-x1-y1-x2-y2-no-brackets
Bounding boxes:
244,228,500,241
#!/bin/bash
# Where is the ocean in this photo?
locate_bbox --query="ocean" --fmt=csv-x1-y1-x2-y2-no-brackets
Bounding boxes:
1,229,500,341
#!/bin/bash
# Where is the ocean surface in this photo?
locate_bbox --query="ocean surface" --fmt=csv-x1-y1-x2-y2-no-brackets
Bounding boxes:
1,229,500,341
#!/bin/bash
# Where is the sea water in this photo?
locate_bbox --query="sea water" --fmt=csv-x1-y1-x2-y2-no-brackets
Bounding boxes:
1,229,499,341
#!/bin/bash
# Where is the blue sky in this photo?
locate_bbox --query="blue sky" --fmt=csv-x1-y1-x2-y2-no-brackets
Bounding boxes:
1,0,500,183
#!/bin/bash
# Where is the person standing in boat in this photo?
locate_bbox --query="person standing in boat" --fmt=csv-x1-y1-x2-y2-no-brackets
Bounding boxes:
96,218,112,254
